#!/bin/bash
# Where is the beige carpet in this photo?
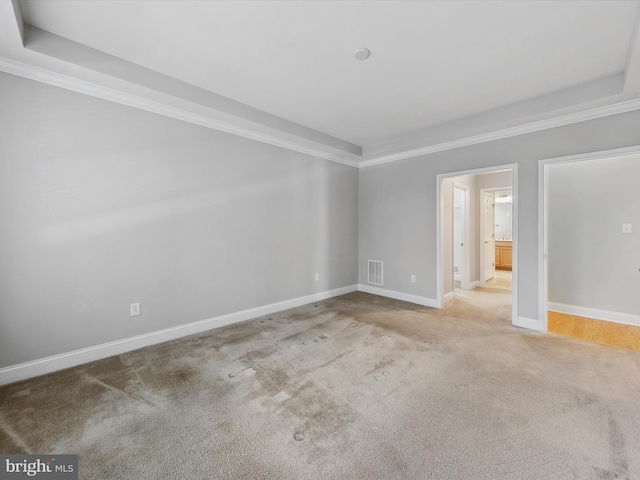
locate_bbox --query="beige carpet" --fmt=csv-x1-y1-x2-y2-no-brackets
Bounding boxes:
2,291,640,479
484,269,512,291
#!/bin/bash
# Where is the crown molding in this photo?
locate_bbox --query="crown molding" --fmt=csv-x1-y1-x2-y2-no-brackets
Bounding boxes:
2,54,640,170
359,98,640,168
0,56,361,168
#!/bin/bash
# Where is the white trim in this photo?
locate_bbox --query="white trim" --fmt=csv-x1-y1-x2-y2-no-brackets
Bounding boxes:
470,281,481,289
0,285,358,386
547,303,640,328
511,170,519,327
538,145,640,332
436,164,519,327
435,173,444,309
358,284,439,308
515,317,544,332
444,291,455,304
538,145,640,167
0,57,360,168
538,159,549,331
360,99,640,168
1,56,640,168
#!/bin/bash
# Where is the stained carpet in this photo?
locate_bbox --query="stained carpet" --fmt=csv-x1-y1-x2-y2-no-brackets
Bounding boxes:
1,291,640,479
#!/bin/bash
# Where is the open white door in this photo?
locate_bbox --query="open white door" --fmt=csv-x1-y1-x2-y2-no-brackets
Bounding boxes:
453,185,469,291
483,191,495,282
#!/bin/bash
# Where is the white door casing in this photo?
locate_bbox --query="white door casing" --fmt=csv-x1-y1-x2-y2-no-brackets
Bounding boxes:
437,165,517,328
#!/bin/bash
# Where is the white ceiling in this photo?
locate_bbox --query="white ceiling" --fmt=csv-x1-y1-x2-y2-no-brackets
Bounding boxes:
2,1,640,164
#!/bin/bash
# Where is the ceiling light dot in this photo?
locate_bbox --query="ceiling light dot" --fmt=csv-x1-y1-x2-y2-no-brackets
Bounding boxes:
354,48,371,60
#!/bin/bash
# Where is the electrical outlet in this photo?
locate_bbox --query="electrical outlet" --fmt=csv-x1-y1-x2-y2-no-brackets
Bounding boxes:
130,303,140,316
622,223,632,234
410,275,416,283
315,273,320,281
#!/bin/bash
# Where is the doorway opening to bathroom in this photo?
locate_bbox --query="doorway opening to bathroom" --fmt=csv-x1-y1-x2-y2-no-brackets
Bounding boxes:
436,165,517,326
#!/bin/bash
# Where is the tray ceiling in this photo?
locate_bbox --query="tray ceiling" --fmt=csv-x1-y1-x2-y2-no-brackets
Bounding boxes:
2,1,640,165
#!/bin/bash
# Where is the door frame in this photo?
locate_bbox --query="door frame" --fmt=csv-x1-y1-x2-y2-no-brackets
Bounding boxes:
538,145,640,331
436,163,518,327
453,182,471,291
479,186,512,287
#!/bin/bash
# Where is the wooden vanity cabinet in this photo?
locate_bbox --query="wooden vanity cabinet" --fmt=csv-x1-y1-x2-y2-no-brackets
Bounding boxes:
495,241,512,271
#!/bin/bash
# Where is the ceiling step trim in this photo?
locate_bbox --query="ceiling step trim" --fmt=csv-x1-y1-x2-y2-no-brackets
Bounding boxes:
360,98,640,168
0,56,361,168
2,55,640,169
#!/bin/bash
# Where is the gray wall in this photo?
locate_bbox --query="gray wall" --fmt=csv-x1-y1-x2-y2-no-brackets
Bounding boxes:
359,110,640,321
0,72,358,368
2,68,639,370
548,154,640,315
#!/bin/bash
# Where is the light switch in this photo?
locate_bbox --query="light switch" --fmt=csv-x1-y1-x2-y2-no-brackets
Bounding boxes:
622,223,632,234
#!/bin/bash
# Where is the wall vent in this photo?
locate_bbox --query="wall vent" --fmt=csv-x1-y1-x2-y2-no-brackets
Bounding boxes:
368,260,383,285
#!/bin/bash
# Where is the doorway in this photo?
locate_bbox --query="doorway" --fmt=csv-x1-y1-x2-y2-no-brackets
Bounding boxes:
539,145,640,332
436,165,518,326
480,188,513,291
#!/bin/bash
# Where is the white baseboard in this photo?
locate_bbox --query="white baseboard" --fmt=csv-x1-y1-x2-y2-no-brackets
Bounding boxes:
547,302,640,328
357,284,439,308
0,285,358,386
444,291,455,303
514,316,544,332
470,281,481,289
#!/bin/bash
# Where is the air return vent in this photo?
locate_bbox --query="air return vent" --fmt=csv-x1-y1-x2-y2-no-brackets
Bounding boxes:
368,260,383,285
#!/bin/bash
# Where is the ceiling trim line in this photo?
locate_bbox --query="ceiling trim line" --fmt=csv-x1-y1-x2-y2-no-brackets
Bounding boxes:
9,0,24,45
2,54,639,170
623,2,640,89
0,56,360,168
359,98,640,168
